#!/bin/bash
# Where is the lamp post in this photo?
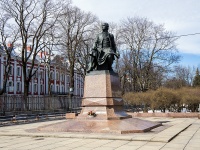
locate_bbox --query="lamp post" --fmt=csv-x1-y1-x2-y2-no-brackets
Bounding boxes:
69,87,74,112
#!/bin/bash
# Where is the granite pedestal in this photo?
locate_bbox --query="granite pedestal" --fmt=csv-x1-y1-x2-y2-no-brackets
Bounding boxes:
38,70,161,134
77,70,131,120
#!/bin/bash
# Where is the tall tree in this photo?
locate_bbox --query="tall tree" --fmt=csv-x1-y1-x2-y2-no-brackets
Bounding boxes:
0,0,63,109
0,12,18,95
57,4,97,95
193,68,200,87
107,22,123,72
119,17,180,92
164,65,195,89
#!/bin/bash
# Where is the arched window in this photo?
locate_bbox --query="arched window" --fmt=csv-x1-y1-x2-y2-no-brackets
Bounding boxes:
34,84,37,92
56,72,59,80
8,65,13,75
50,72,53,79
40,71,43,79
40,84,43,93
16,82,21,92
7,81,13,92
17,67,21,76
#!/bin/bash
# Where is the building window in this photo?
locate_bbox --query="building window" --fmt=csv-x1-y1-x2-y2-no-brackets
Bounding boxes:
8,66,13,75
33,70,38,78
17,67,21,76
61,86,63,92
40,85,43,93
40,71,43,79
34,84,37,93
29,84,31,92
56,72,59,80
27,68,30,77
8,81,13,92
50,85,53,92
56,85,59,92
8,81,12,86
50,72,53,79
17,82,20,92
62,74,65,81
67,75,69,83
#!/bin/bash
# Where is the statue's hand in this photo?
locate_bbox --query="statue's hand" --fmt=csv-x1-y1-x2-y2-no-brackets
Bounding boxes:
116,51,120,58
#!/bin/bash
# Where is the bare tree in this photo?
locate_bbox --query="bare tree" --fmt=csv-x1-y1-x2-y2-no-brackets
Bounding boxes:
57,4,97,95
164,65,195,89
119,17,180,92
75,32,94,78
0,0,64,109
75,21,108,79
106,22,123,73
39,27,58,96
174,65,194,86
0,12,19,95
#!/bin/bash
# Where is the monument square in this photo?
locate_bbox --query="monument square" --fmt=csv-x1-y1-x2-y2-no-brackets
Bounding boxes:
38,23,161,134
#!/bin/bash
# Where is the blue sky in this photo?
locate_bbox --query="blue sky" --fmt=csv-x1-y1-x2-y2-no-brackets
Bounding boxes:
179,53,200,68
72,0,200,68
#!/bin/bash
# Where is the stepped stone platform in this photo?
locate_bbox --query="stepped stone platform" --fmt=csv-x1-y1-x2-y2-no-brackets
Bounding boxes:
38,118,161,134
38,70,161,134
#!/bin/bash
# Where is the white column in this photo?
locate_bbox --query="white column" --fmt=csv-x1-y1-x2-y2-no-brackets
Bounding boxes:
21,65,24,93
76,74,78,97
38,67,40,95
13,58,17,94
59,70,61,93
54,66,56,92
45,66,48,94
64,73,67,93
0,55,3,89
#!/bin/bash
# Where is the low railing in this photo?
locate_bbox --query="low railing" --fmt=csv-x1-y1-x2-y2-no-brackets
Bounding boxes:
0,95,82,115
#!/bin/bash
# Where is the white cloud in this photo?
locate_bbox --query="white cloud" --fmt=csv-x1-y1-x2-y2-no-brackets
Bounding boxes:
72,0,200,54
177,36,200,54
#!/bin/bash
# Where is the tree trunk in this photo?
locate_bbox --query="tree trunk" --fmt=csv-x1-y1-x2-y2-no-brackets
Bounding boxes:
0,78,7,95
163,108,166,113
24,82,29,111
68,65,74,111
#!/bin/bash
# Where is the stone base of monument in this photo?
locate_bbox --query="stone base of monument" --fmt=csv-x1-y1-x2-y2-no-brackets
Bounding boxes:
77,70,132,120
38,71,161,134
38,118,161,134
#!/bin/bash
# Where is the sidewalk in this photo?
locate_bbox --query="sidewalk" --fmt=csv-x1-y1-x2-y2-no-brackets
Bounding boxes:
0,117,199,150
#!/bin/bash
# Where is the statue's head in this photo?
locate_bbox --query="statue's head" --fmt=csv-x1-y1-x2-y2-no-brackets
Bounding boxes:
102,22,109,32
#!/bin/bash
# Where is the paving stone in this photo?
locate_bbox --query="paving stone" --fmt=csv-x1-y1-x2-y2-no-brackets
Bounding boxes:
115,145,140,150
0,118,200,150
93,147,115,150
162,143,186,149
137,145,164,150
184,147,200,150
101,140,130,148
126,141,147,146
83,139,113,148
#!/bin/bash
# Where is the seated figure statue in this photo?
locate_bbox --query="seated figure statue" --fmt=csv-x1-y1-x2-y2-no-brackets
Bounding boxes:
87,22,119,73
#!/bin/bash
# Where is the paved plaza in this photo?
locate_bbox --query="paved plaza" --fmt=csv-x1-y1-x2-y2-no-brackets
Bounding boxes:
0,117,200,150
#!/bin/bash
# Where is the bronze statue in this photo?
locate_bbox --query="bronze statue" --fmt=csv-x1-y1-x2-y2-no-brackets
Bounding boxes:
87,23,119,73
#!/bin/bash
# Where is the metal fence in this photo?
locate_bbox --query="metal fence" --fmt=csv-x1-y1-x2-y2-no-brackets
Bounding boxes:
0,95,82,115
